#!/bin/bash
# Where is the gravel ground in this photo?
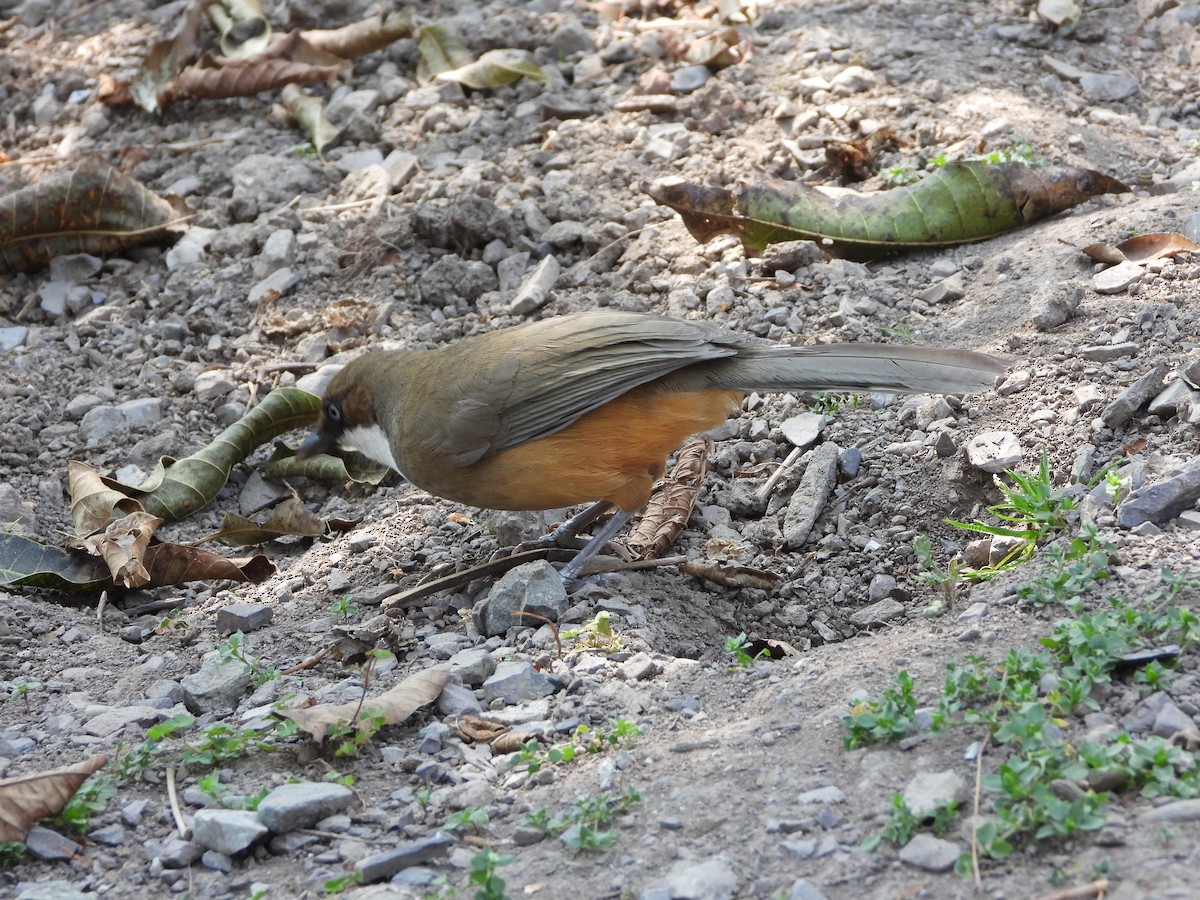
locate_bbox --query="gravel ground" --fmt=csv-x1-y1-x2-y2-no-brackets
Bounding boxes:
2,1,1200,898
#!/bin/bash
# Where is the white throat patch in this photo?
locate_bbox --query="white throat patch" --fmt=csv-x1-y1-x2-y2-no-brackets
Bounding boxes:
341,424,400,471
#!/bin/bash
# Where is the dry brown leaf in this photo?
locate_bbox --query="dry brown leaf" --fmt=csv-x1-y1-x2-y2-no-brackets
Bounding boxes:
1116,231,1200,262
0,755,107,842
277,664,449,743
680,560,782,590
68,459,146,536
302,9,415,58
490,731,539,754
626,438,710,559
455,714,510,745
141,542,275,586
80,511,164,588
164,54,342,105
1080,241,1127,264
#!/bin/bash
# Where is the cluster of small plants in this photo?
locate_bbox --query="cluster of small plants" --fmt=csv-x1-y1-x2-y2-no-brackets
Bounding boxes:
522,788,643,853
516,717,642,775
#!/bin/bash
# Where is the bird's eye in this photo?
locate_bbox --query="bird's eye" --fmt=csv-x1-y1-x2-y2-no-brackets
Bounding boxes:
325,402,342,423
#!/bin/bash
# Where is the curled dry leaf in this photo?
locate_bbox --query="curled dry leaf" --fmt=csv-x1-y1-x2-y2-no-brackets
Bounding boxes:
68,459,145,536
626,438,711,559
302,8,415,59
455,714,511,745
196,496,331,546
416,22,471,83
129,0,213,112
0,159,189,275
0,754,107,842
80,511,164,589
437,49,549,89
825,125,905,183
680,559,782,591
207,0,271,60
648,162,1129,259
1082,231,1200,265
281,84,340,154
101,387,320,523
490,731,540,754
277,664,449,743
163,53,342,107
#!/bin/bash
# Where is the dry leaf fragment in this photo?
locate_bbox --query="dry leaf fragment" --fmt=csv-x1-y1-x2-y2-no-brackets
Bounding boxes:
626,438,710,559
1082,232,1200,265
80,511,164,588
680,560,781,590
163,54,342,106
0,755,107,842
0,159,189,275
281,84,341,155
207,0,271,59
490,731,539,754
277,664,449,743
416,23,470,83
456,714,511,745
436,49,549,90
302,8,415,58
68,459,145,536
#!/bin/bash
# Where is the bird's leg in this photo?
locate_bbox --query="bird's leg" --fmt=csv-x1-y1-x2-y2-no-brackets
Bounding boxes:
559,508,634,583
490,500,616,560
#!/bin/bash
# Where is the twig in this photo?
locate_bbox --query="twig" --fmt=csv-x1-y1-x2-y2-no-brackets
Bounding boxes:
283,645,330,675
159,131,251,151
96,590,108,626
755,445,804,500
970,731,988,892
512,610,561,659
166,767,190,839
299,196,386,215
1033,879,1110,900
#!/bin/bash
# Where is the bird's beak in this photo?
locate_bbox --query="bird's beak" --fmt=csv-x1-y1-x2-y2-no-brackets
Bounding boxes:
296,427,337,460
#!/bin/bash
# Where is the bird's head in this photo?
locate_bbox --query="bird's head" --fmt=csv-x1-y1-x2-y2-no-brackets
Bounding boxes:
298,356,399,471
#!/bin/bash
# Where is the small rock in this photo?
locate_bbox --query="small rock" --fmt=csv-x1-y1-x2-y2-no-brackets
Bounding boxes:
354,832,454,883
482,661,555,705
867,574,897,602
194,370,237,402
1101,362,1170,428
848,598,904,627
447,647,497,686
79,405,124,443
1092,261,1144,294
192,809,268,855
1074,384,1104,410
1080,342,1138,362
778,413,825,449
82,705,160,737
473,561,568,637
899,833,961,872
0,326,28,351
180,652,252,714
617,652,659,682
782,443,840,548
507,254,559,316
920,274,964,304
159,837,204,868
671,65,710,93
1152,699,1197,739
215,603,273,634
830,65,877,95
1141,799,1200,823
247,267,301,305
257,782,354,833
648,856,738,900
437,681,484,716
964,431,1022,474
1080,73,1139,102
1030,283,1082,331
23,825,81,862
903,771,965,817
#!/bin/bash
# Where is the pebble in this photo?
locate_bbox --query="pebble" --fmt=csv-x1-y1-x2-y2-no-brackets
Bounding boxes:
782,442,840,548
1080,342,1138,362
447,647,497,685
1101,362,1170,427
82,705,160,737
507,254,560,315
644,856,738,900
903,771,965,817
1141,799,1200,823
159,838,204,868
180,652,252,714
192,809,269,854
919,274,964,304
779,413,825,449
0,326,28,350
964,431,1023,473
473,561,568,637
848,598,905,627
354,832,455,883
257,782,354,833
215,603,273,634
1080,73,1139,101
898,833,962,872
23,825,81,862
78,405,124,443
788,880,831,900
482,661,555,704
1092,260,1144,294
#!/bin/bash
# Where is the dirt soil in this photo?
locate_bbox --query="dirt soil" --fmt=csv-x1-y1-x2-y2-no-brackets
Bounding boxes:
2,0,1200,898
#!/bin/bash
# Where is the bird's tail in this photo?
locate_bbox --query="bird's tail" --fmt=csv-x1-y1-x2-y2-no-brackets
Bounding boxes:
691,344,1007,396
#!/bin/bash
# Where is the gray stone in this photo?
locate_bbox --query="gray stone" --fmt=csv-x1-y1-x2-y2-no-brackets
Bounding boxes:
159,837,204,868
1080,342,1138,362
617,652,659,682
82,705,160,737
898,833,961,872
778,413,825,449
964,431,1023,474
1030,283,1083,331
201,849,234,873
830,64,877,95
1092,261,1144,294
507,254,560,315
648,856,738,900
797,786,845,804
1080,73,1139,102
482,661,555,705
79,405,123,443
782,442,840,548
216,603,274,635
16,882,91,900
180,652,252,714
903,770,966,818
436,681,483,716
23,825,80,862
194,370,237,403
788,880,831,900
867,574,897,602
1152,698,1198,739
848,598,905,627
119,398,165,430
247,267,301,305
0,326,28,350
192,809,267,854
1147,380,1196,416
1074,384,1105,410
1102,362,1170,428
354,832,454,883
447,647,497,686
88,824,126,845
257,782,354,833
417,255,498,305
920,274,965,304
1141,799,1200,823
1116,457,1200,527
473,561,569,637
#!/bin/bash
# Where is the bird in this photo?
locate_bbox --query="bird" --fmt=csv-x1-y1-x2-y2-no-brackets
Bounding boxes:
299,309,1007,581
